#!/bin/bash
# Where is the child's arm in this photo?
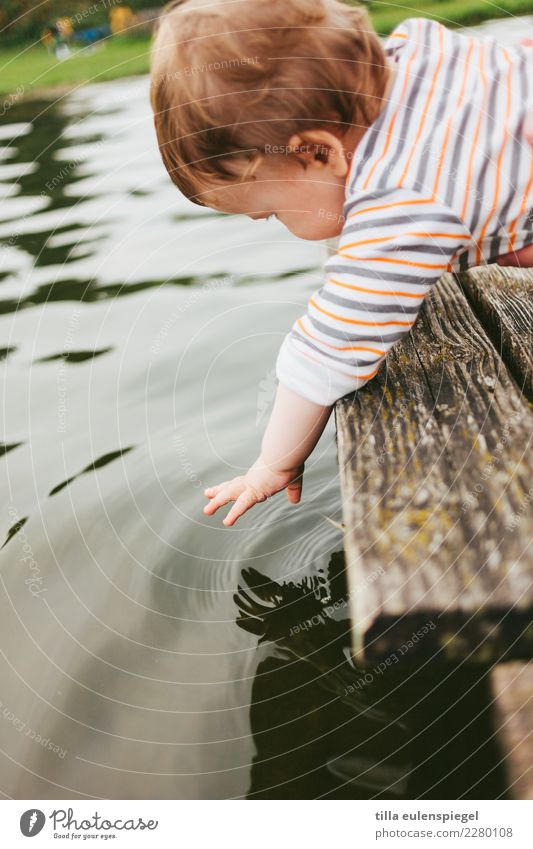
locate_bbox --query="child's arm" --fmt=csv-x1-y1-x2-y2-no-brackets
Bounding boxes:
203,384,331,526
205,187,470,525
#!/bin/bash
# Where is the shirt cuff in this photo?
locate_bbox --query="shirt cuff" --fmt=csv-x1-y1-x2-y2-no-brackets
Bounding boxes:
275,333,368,406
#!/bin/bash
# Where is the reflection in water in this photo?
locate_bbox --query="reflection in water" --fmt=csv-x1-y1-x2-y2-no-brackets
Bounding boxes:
237,556,508,799
0,440,22,457
35,348,113,363
1,516,29,550
48,447,135,497
0,346,16,359
0,74,510,799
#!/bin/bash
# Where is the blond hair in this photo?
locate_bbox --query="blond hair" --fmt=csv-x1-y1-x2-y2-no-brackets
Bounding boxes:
150,0,388,203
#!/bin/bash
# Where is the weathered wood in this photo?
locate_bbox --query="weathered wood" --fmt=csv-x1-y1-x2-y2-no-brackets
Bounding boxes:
458,266,533,402
336,272,533,664
491,662,533,800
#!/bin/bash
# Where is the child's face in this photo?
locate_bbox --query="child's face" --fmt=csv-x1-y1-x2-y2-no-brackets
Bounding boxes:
202,130,354,241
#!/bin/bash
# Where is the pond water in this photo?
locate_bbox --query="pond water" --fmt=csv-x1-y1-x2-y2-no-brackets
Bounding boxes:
2,16,527,799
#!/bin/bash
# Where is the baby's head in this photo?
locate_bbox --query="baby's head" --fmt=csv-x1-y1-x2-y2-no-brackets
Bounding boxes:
150,0,388,240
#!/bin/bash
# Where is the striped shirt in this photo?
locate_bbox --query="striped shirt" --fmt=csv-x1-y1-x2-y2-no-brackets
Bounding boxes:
276,17,533,406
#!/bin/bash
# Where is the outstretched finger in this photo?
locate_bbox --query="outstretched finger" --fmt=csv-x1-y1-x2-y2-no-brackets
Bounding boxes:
223,490,259,526
203,488,237,516
204,481,230,499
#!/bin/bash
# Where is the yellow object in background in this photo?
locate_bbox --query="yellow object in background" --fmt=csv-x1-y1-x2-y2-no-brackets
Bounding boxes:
41,30,54,49
110,6,138,35
55,17,73,38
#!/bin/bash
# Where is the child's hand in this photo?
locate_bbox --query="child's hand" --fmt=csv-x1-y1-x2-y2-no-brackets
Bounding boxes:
202,385,330,527
203,457,304,526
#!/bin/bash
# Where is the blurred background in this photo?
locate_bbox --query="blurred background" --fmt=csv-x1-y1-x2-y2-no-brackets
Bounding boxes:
2,0,533,95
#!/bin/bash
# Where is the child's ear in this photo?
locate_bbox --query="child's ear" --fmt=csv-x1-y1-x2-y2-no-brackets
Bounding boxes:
288,130,349,177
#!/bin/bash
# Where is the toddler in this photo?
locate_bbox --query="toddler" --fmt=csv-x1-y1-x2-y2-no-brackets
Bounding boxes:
150,0,533,525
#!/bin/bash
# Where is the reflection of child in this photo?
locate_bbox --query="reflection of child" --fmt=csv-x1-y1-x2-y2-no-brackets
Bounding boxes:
151,0,533,525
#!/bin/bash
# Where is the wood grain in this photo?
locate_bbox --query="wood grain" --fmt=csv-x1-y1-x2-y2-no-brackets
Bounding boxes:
458,266,533,401
336,273,533,664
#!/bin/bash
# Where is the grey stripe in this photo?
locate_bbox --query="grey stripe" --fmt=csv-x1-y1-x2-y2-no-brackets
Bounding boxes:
488,233,502,261
486,235,503,262
343,187,402,217
318,288,421,315
412,43,463,193
290,329,382,369
381,25,435,188
489,51,528,243
470,41,502,233
429,33,473,207
459,251,470,271
444,95,473,208
342,212,462,236
386,242,460,255
307,314,410,344
348,121,391,193
340,235,463,255
347,21,422,190
325,261,436,286
518,230,533,248
341,240,460,256
490,229,533,257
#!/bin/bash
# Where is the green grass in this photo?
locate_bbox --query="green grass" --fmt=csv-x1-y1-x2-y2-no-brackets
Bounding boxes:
0,36,151,96
370,0,533,36
1,0,533,97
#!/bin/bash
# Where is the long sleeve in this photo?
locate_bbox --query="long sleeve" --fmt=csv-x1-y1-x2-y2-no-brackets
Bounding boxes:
276,187,470,405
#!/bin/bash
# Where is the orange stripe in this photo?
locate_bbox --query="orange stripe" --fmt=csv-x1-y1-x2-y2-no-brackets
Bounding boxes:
362,19,423,191
299,347,381,382
341,232,466,250
348,197,436,219
328,276,425,300
309,298,414,327
432,38,475,197
296,319,387,355
475,48,513,264
389,32,407,39
398,24,445,187
461,44,488,221
337,253,448,270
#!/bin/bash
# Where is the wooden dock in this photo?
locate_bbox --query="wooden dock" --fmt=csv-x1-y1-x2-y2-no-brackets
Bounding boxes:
335,265,532,797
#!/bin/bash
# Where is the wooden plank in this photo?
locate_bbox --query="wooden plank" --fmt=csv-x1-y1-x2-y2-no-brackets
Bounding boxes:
336,272,533,664
491,662,533,800
458,266,533,401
